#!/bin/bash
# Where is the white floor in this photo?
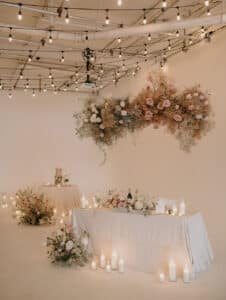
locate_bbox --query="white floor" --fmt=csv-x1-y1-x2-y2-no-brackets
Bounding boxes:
0,208,225,300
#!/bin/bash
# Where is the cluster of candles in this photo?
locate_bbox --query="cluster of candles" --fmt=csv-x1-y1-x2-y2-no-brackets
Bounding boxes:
91,250,125,273
159,260,191,284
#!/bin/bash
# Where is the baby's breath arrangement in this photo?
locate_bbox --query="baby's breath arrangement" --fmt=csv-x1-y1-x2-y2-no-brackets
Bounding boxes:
46,224,90,266
74,73,213,151
15,188,54,225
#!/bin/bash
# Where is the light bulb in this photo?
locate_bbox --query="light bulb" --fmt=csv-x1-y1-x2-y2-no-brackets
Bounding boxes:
176,30,180,38
0,80,2,90
32,89,36,97
143,9,147,25
117,0,122,6
100,65,104,74
122,63,125,71
168,40,171,50
8,91,13,99
8,27,12,42
162,0,167,8
177,7,181,21
144,44,147,55
26,79,29,88
65,8,70,23
119,49,122,59
117,37,121,43
19,71,23,79
17,4,23,20
148,33,151,41
60,51,65,63
207,8,211,16
49,69,52,79
48,30,53,43
105,9,110,25
189,38,193,45
43,86,47,93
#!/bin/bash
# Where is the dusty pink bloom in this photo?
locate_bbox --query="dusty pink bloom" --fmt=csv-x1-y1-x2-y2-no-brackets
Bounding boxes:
173,114,183,122
157,102,164,110
163,99,171,108
146,98,154,106
144,111,153,121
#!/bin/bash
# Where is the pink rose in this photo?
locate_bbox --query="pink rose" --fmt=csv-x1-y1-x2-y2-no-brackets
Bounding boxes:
146,98,154,106
173,114,183,122
163,99,171,108
144,111,153,121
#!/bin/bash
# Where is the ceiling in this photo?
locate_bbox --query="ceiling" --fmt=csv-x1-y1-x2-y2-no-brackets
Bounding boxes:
0,0,225,96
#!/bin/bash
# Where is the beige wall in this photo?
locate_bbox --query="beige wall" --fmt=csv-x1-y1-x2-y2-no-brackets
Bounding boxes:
0,30,226,261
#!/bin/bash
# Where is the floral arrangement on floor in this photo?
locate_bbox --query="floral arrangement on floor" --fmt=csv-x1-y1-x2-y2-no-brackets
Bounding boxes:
46,224,90,266
15,188,54,225
99,189,156,216
74,73,213,151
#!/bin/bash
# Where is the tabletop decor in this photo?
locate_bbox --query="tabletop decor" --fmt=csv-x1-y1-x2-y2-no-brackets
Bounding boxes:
74,72,212,152
46,224,90,266
15,188,54,225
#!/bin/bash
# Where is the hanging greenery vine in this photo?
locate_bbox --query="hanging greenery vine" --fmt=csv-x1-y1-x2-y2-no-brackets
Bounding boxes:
74,73,213,152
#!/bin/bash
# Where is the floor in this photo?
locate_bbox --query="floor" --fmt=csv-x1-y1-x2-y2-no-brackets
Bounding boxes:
0,208,225,300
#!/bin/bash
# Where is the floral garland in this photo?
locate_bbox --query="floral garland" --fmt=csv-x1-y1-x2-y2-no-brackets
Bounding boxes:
46,224,90,266
15,188,54,225
74,73,213,151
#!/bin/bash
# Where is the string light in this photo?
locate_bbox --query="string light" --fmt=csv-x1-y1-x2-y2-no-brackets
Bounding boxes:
201,26,206,38
54,89,58,95
48,68,52,79
117,0,123,6
19,70,23,79
148,33,152,41
43,86,47,93
204,0,209,7
162,0,167,8
176,30,180,37
51,80,55,88
117,37,121,43
116,69,120,77
176,7,181,21
8,27,13,42
32,89,36,97
60,51,65,63
167,40,171,51
122,62,126,71
48,30,53,43
25,78,29,89
144,44,148,56
8,91,13,99
100,64,104,74
28,50,32,62
65,8,70,24
142,9,147,25
105,9,110,25
207,7,211,16
17,3,23,21
118,48,122,59
189,37,193,45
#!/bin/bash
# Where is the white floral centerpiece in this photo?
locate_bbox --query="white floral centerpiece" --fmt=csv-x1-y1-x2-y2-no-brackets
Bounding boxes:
46,224,90,266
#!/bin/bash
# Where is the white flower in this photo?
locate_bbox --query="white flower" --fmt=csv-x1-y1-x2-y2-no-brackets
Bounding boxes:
100,124,105,129
186,94,192,100
120,100,125,108
199,94,205,100
121,110,127,116
90,114,97,123
60,241,65,247
119,120,124,124
196,114,203,120
96,117,102,123
135,200,143,210
65,240,74,251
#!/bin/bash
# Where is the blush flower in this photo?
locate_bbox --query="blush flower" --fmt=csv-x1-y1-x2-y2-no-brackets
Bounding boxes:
163,99,171,108
66,240,74,251
144,111,153,121
157,102,164,110
146,98,154,106
173,114,183,122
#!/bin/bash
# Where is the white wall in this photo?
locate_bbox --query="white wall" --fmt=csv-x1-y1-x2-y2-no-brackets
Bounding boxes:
0,30,226,261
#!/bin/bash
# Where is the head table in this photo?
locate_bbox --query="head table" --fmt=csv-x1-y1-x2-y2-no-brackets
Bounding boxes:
72,208,213,274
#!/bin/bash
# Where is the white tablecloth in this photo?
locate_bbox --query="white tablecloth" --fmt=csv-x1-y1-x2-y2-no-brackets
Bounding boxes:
72,209,213,273
39,185,80,215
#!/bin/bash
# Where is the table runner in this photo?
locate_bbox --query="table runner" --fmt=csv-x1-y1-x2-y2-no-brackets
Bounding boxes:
73,209,213,273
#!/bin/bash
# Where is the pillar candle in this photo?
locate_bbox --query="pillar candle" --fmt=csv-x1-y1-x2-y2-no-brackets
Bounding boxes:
183,265,190,283
118,258,125,273
111,250,118,270
169,260,177,281
159,272,165,283
81,194,86,209
179,200,186,216
106,261,112,273
100,254,106,268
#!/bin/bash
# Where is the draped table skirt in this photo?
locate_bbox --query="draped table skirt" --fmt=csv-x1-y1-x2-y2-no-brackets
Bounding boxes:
72,208,213,274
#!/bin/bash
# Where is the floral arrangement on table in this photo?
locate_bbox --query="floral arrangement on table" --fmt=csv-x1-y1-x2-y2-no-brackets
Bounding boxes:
74,73,212,151
15,188,54,225
46,224,90,266
98,189,156,216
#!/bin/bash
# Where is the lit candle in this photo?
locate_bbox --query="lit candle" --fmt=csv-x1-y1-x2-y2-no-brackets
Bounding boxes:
169,260,177,282
59,218,64,224
81,194,87,209
106,261,112,273
53,208,57,214
118,258,125,273
172,204,178,216
111,250,118,270
91,260,97,270
159,272,165,283
61,212,65,218
179,200,186,216
100,254,106,268
183,264,190,283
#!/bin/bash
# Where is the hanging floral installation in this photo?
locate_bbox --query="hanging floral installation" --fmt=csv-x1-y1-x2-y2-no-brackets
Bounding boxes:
74,73,213,151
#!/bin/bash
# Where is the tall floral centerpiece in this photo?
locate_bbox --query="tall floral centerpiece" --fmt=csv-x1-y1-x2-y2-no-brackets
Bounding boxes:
74,73,212,152
15,188,54,225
